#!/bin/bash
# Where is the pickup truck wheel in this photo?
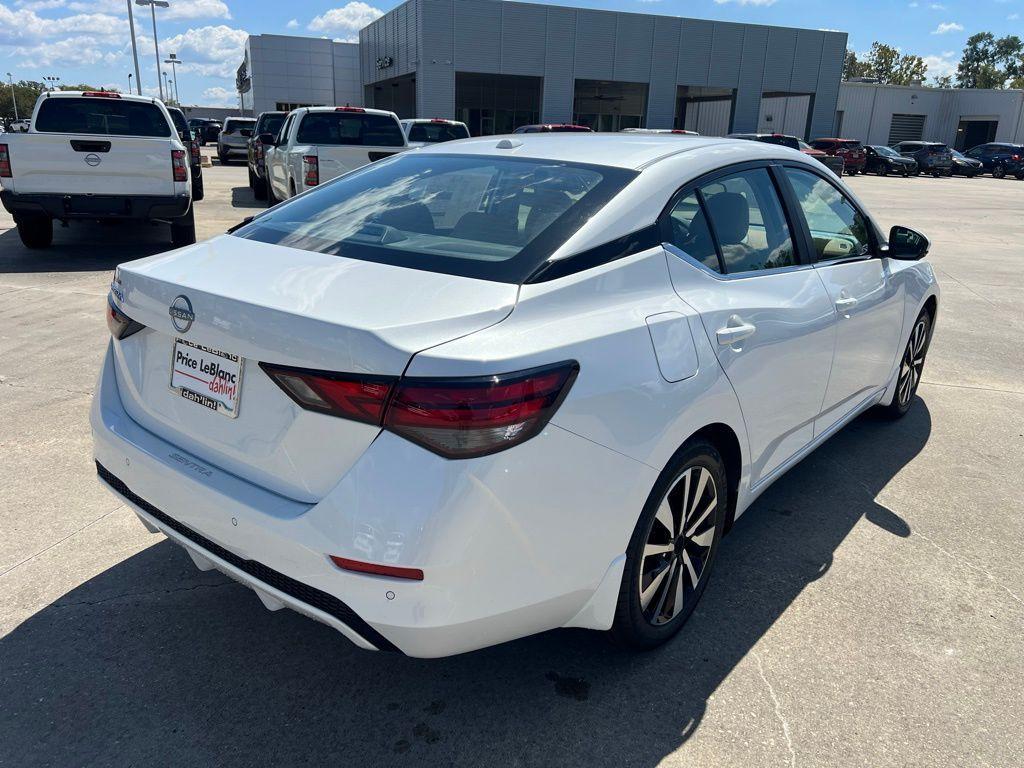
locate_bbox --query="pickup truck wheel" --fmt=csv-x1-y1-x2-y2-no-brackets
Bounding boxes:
15,214,53,249
192,175,204,202
170,207,196,247
247,167,256,190
265,175,277,206
253,174,267,200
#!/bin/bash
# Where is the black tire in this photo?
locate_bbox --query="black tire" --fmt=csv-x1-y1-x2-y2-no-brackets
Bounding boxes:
15,214,53,249
253,173,267,200
878,166,887,177
170,206,196,247
1015,172,1024,181
993,165,1006,179
289,180,297,199
218,152,229,166
192,175,204,202
881,310,932,419
265,174,277,206
248,167,257,190
610,439,728,650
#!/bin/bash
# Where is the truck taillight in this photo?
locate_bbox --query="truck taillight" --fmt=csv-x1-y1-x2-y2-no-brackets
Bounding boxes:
171,149,187,182
0,143,11,177
260,361,579,459
302,155,319,187
189,140,200,165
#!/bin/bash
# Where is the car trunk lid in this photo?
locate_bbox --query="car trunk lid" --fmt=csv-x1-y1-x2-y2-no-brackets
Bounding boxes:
111,235,517,501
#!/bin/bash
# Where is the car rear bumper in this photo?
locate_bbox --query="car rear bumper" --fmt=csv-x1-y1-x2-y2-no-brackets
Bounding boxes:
91,342,656,657
1,190,190,221
218,143,248,156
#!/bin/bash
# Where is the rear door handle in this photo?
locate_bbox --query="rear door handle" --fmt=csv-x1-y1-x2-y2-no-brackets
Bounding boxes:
716,318,757,346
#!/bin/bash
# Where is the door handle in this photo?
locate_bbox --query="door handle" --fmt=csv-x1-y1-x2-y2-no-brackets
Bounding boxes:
716,317,757,346
835,296,859,310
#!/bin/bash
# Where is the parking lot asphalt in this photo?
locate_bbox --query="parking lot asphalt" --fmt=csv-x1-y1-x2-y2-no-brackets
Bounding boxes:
1,156,1022,768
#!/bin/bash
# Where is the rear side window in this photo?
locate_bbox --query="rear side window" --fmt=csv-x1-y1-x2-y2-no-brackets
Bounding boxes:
34,97,171,137
233,153,636,283
666,192,721,272
296,112,404,147
680,168,796,274
407,122,470,143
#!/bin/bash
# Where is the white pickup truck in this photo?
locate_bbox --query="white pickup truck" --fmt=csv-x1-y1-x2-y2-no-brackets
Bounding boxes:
0,90,195,249
261,106,407,204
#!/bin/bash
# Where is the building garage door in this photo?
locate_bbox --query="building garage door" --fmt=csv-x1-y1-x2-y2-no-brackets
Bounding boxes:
888,114,925,145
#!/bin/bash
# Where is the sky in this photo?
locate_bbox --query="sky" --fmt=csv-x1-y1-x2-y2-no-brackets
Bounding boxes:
0,0,1020,107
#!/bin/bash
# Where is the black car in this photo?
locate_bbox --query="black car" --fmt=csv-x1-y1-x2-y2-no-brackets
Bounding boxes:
865,145,917,177
187,117,222,146
949,149,984,177
962,142,1024,179
247,110,286,201
167,106,204,201
891,141,953,177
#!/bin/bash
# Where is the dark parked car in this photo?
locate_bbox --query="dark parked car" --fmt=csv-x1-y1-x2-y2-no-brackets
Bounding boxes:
247,110,286,201
962,142,1024,179
512,124,592,133
865,145,917,177
728,133,845,176
167,106,204,201
187,117,222,146
949,149,984,177
892,141,953,177
810,138,866,174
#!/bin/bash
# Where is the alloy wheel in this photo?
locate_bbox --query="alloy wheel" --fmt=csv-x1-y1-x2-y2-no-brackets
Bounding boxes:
638,466,718,626
897,318,928,407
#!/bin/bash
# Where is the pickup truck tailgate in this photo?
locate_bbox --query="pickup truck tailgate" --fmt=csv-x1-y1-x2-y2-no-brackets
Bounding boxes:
6,134,175,196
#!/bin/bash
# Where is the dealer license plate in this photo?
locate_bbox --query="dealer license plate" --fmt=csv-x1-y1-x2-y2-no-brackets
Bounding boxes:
169,338,243,419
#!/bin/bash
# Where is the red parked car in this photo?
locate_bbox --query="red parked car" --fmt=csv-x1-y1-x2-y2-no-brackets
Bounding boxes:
810,138,867,175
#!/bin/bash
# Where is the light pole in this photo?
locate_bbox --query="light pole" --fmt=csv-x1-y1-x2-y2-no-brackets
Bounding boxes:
136,0,169,101
43,75,61,91
162,71,170,102
5,73,17,122
163,53,182,104
126,0,142,95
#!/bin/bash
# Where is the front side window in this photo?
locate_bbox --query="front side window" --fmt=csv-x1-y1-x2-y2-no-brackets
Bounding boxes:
296,112,405,147
233,153,636,283
34,97,171,137
692,168,797,274
785,167,872,261
257,114,285,137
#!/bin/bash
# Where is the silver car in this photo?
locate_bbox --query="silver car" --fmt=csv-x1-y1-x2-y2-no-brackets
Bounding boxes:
217,117,256,165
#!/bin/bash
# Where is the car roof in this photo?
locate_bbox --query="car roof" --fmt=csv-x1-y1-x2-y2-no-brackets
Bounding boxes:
303,106,398,118
42,90,155,104
414,134,805,170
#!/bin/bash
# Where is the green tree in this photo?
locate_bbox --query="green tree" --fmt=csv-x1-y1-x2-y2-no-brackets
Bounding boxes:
955,32,1024,88
1,81,120,124
843,43,928,85
932,74,954,89
843,49,870,80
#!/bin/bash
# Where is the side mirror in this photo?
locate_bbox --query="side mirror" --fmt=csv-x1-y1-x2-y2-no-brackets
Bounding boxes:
259,132,277,147
886,225,930,260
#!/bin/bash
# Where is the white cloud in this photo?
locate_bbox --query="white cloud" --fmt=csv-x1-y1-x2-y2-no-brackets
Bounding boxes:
201,85,236,107
0,4,125,44
66,0,229,16
713,0,777,5
286,18,298,28
931,21,964,34
308,2,383,40
1009,13,1020,20
161,24,248,79
929,3,945,9
14,0,66,10
14,34,122,67
923,51,959,78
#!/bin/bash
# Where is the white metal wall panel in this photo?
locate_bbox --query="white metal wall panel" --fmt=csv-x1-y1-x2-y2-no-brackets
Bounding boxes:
501,3,546,75
791,30,824,93
614,14,656,83
646,16,681,128
734,26,768,133
762,27,796,93
574,10,617,80
417,0,455,119
808,31,845,138
541,6,576,123
454,1,501,73
709,23,743,87
677,19,713,87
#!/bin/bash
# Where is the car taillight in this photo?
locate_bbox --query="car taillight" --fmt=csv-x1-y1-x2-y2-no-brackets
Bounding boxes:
260,361,578,458
105,296,144,339
303,155,318,186
1012,154,1021,161
336,106,366,113
189,141,200,164
171,149,187,182
0,143,11,177
329,556,424,581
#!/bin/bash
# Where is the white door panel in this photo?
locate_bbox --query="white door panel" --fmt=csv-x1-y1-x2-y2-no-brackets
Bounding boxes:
668,257,837,486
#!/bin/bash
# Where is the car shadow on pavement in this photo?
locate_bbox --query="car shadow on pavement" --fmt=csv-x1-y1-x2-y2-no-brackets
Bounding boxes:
0,221,171,273
231,185,265,209
0,402,931,767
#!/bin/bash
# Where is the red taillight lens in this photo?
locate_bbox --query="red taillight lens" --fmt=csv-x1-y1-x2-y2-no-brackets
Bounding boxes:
105,296,144,339
83,91,120,98
260,361,578,458
302,155,318,186
171,149,187,182
189,140,200,165
335,106,366,113
258,363,392,424
0,143,11,177
385,362,578,458
329,556,424,581
1012,154,1021,161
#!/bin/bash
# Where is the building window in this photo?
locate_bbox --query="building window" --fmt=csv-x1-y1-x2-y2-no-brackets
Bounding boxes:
573,80,648,132
455,72,541,136
275,102,325,112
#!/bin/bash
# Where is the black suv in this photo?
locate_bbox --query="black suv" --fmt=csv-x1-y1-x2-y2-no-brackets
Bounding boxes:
891,142,953,177
962,143,1024,179
247,110,286,201
187,118,222,146
865,145,917,176
167,106,204,201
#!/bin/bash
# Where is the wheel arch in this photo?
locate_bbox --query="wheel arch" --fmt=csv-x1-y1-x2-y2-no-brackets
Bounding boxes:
677,422,743,533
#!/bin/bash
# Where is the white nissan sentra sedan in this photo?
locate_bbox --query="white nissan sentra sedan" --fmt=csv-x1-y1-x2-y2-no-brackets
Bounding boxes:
93,134,938,657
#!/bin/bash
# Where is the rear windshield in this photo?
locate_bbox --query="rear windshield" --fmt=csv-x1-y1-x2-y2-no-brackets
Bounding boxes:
407,122,470,143
926,144,949,153
758,135,799,150
35,97,171,137
223,118,256,134
296,112,404,147
810,140,834,149
838,140,861,148
256,113,285,136
233,153,636,283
